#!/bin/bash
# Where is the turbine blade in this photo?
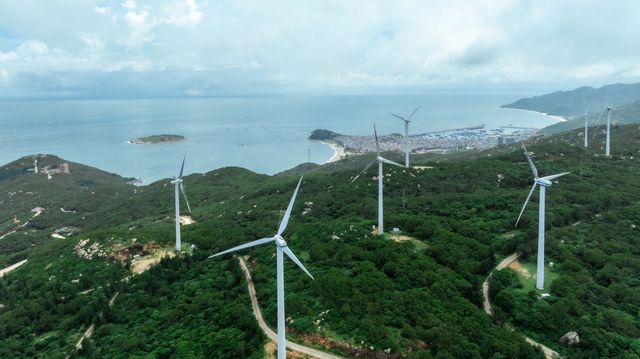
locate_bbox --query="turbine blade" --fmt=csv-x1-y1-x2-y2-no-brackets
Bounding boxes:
380,157,404,168
407,106,421,120
522,145,539,178
277,176,303,236
209,237,274,258
389,113,406,121
541,172,570,181
515,182,537,227
283,246,314,280
180,183,192,213
373,124,380,155
179,157,185,179
351,159,377,183
590,110,604,126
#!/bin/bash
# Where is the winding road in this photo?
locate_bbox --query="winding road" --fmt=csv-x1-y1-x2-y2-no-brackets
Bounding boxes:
482,253,562,359
238,257,344,359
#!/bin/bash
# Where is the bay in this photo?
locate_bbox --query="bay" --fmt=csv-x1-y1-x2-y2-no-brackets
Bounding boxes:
0,92,558,184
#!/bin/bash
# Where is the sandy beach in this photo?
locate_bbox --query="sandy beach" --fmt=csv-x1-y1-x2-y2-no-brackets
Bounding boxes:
502,107,567,122
321,141,346,163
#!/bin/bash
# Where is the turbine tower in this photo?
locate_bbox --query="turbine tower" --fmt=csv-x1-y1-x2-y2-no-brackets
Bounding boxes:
170,158,191,251
605,104,614,157
389,106,420,167
209,177,313,359
352,124,404,234
583,108,589,148
515,145,569,290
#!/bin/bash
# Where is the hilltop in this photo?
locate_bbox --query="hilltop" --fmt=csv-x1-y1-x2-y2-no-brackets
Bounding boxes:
502,83,640,135
0,126,639,358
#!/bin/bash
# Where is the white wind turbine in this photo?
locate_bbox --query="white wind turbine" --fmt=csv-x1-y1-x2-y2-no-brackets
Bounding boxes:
170,158,192,251
352,124,404,234
515,145,569,290
209,177,313,359
389,106,420,167
605,102,615,157
582,108,589,147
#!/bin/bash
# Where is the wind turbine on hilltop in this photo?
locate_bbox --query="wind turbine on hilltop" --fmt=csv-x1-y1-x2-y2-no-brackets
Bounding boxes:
604,102,615,157
582,108,589,147
170,158,192,251
209,177,313,359
352,124,404,234
389,106,420,167
515,145,569,291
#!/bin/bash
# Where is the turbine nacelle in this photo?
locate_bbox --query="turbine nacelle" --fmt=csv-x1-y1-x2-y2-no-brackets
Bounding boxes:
274,235,287,247
170,177,183,185
535,177,552,187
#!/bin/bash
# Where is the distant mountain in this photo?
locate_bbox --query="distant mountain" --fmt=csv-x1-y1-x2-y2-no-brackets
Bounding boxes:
502,83,640,134
502,83,640,117
539,98,640,134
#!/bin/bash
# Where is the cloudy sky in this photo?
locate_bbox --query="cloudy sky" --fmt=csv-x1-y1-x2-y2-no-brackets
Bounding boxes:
0,0,638,98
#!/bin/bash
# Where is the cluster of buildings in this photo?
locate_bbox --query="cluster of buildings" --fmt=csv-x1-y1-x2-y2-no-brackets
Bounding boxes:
332,125,537,154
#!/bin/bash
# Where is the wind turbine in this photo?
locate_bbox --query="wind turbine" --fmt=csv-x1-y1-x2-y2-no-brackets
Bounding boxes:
389,106,420,167
209,177,313,359
605,103,615,157
170,158,191,251
515,145,569,290
352,124,404,234
583,108,589,147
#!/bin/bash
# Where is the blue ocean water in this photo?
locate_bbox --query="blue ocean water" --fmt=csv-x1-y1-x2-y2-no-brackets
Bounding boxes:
0,93,558,184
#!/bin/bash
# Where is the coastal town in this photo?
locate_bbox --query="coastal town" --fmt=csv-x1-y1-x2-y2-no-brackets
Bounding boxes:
311,125,538,161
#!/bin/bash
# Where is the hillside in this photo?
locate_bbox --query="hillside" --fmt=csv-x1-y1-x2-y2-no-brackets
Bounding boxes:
539,98,640,134
0,155,135,266
0,127,639,358
501,83,640,117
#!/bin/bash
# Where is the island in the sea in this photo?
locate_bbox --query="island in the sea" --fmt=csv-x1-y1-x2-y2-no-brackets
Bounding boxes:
129,134,186,145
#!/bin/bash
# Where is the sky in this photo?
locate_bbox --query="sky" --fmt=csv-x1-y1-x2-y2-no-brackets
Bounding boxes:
0,0,639,98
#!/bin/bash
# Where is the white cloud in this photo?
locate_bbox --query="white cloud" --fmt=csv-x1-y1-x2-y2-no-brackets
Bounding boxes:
121,0,137,10
0,51,18,61
1,0,639,97
94,6,110,15
0,68,10,82
162,0,204,26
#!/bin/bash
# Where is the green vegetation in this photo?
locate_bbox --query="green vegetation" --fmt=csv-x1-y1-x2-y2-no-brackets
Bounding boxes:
130,134,186,144
507,261,559,294
501,82,640,134
308,129,341,141
1,124,640,357
501,82,640,117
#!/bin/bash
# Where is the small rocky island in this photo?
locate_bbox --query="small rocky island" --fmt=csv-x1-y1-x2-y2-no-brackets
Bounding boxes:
129,134,185,145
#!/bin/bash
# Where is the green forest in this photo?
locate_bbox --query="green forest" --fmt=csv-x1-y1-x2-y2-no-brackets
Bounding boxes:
0,123,639,358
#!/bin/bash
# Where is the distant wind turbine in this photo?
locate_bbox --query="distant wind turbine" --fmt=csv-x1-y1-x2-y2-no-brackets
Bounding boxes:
209,177,313,359
605,103,615,157
583,108,589,147
352,124,404,234
170,158,192,251
515,145,569,290
389,106,420,167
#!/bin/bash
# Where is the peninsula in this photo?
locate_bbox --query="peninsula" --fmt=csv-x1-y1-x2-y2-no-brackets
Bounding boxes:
129,134,185,145
309,124,537,158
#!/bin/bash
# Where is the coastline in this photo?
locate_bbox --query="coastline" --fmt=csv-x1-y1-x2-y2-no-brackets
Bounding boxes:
319,141,346,163
501,107,566,122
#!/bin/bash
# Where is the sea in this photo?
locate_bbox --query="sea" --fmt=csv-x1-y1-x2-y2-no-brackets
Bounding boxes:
0,92,560,184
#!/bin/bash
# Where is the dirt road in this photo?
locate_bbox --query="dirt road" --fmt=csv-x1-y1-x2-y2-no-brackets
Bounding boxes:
482,253,562,359
238,257,344,359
